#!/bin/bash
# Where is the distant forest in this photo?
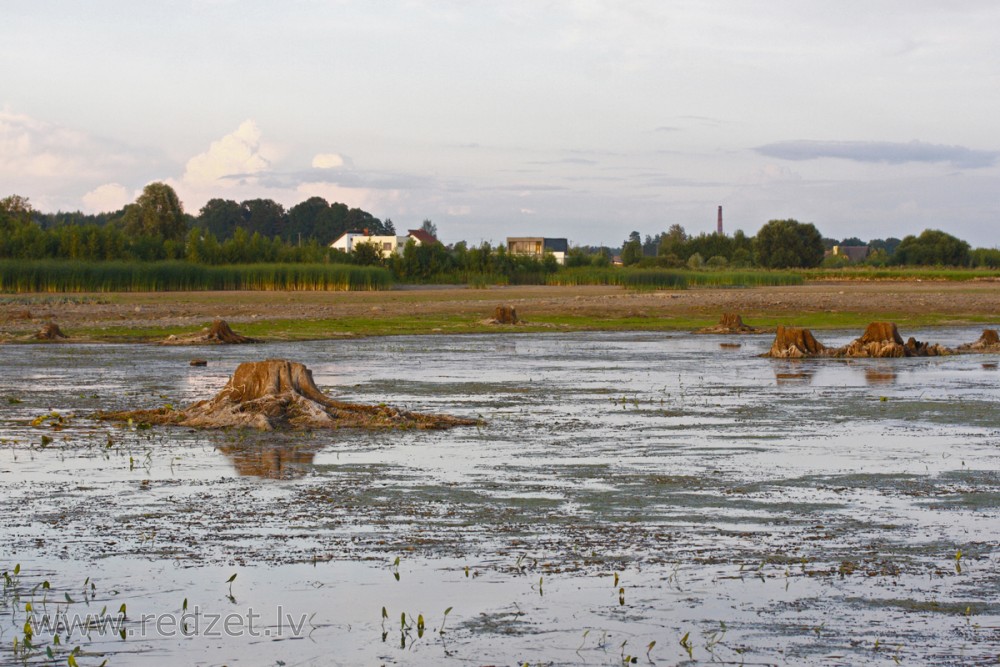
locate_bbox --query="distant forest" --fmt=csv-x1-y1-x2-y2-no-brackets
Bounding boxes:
2,183,999,279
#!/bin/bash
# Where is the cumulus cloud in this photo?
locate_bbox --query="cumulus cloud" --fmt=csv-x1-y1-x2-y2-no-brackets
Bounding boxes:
0,111,155,181
311,153,347,169
755,140,999,169
181,119,271,187
82,183,132,213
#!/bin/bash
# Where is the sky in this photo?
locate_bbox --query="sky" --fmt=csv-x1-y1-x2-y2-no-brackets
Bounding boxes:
2,0,999,247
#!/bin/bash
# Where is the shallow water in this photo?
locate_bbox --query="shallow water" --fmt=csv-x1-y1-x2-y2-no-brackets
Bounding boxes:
2,329,999,665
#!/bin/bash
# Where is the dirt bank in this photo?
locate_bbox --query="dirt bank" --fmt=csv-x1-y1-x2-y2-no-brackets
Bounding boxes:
2,281,999,340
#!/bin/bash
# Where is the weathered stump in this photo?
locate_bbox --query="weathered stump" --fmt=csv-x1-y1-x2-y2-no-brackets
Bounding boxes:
205,319,256,344
492,305,519,324
35,322,68,340
765,326,826,358
697,312,770,334
161,319,258,345
99,359,478,431
833,322,951,357
958,329,1000,353
840,322,906,358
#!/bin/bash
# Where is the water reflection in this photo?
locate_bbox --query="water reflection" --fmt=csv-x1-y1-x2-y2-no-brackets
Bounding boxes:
216,441,318,479
772,361,815,385
863,365,897,386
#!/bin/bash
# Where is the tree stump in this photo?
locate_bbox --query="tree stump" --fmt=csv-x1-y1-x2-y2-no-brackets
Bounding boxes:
98,359,478,431
765,326,826,358
492,305,519,324
205,319,256,344
719,313,746,329
35,322,68,340
958,329,1000,352
840,322,906,357
696,312,770,334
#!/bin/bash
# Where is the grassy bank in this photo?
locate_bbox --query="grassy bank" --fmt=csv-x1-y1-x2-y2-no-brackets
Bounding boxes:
0,260,392,292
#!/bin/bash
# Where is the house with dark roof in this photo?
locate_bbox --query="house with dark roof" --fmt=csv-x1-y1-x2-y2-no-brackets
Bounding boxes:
832,245,870,263
506,237,568,264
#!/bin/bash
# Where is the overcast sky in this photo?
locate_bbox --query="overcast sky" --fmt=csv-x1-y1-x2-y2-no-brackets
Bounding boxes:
2,1,999,246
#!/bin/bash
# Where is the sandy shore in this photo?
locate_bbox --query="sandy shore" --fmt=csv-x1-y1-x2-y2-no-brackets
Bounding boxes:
2,281,999,339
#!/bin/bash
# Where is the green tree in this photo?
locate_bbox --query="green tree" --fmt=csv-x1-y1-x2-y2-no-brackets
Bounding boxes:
657,224,688,257
753,219,825,268
352,240,383,266
198,198,243,241
420,219,438,239
120,182,187,241
621,231,643,266
241,198,286,238
892,229,970,266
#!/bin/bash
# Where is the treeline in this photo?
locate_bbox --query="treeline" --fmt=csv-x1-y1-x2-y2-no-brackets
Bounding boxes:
611,221,999,269
3,185,999,282
0,187,391,265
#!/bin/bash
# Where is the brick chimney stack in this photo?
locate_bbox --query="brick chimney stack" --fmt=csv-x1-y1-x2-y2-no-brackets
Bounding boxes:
717,206,723,235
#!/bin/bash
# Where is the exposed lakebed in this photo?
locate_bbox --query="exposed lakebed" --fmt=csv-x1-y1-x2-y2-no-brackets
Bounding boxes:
2,330,999,665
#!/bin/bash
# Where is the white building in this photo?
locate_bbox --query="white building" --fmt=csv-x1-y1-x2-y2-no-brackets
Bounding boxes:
330,229,439,258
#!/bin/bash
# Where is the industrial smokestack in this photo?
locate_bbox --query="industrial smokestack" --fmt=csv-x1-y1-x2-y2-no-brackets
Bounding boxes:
717,206,723,235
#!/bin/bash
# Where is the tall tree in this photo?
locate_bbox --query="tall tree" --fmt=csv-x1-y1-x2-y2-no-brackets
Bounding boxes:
657,224,688,257
197,198,243,240
753,219,825,268
621,231,643,266
420,219,437,238
120,182,187,241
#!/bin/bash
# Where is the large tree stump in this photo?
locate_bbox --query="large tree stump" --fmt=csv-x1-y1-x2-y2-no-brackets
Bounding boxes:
840,322,906,358
765,326,826,358
98,359,478,431
832,322,952,357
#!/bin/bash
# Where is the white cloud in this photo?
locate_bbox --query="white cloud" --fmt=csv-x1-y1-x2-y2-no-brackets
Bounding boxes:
82,183,132,213
311,153,346,169
446,205,471,216
181,119,271,187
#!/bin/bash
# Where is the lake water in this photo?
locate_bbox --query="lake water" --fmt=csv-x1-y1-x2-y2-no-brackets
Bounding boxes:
2,330,999,665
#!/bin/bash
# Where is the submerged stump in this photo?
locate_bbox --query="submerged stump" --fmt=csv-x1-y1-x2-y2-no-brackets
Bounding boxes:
958,329,1000,353
765,326,826,358
98,359,477,431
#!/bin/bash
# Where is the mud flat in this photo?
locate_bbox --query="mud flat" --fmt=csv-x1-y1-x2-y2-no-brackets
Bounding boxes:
2,329,999,664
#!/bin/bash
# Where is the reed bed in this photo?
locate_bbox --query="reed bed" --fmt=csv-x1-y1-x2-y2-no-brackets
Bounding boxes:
0,260,392,292
801,267,1000,282
547,268,801,289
